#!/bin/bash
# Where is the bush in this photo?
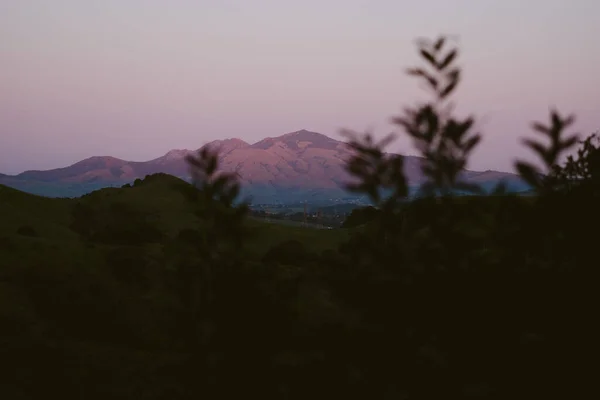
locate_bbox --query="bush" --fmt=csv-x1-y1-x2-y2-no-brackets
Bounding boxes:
263,240,311,265
16,225,37,237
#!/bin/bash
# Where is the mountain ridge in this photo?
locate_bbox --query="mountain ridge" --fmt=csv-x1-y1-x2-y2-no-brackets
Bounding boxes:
0,130,529,201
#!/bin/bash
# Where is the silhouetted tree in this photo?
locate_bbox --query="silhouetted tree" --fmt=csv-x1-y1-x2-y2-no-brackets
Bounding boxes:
342,206,381,228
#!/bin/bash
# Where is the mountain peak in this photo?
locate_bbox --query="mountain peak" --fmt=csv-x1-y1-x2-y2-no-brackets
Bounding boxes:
285,129,311,135
73,156,126,168
283,129,329,139
251,130,341,150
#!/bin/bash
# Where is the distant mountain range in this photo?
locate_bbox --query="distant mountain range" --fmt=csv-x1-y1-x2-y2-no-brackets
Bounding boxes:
0,130,530,203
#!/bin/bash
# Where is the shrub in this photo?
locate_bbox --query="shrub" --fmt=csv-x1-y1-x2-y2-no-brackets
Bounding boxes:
16,225,37,237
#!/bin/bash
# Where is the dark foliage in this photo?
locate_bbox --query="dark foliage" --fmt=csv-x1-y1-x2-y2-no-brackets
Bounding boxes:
2,35,599,400
262,239,313,265
341,206,381,228
16,225,38,237
70,198,164,245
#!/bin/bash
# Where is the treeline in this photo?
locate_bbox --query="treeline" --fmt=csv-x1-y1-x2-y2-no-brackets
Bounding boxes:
2,36,599,399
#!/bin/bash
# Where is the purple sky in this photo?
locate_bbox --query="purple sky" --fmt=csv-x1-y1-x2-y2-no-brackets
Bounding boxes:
1,0,598,175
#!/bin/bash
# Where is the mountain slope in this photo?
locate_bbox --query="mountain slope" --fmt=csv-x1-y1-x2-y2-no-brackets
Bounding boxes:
0,130,529,201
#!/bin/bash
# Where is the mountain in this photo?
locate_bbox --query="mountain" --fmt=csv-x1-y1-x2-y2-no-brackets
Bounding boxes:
0,130,529,202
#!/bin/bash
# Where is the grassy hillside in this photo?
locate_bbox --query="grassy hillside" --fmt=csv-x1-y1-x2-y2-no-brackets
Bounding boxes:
0,174,348,264
0,175,531,265
0,184,75,239
0,174,353,397
1,169,595,399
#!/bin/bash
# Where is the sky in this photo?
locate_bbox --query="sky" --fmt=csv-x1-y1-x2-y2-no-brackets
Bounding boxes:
1,0,598,175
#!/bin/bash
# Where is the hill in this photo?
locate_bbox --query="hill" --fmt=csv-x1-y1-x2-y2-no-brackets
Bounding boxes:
0,130,530,202
0,176,347,258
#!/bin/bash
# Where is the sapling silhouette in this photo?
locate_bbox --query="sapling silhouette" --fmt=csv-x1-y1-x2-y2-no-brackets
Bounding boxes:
177,146,302,397
515,110,579,192
550,132,600,193
185,146,249,254
337,35,598,399
178,147,249,351
394,36,483,197
345,37,482,199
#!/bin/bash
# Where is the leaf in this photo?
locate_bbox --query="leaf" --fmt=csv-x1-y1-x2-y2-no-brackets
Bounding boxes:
340,128,360,143
378,133,397,149
445,68,460,82
438,49,457,70
464,135,481,153
440,80,458,99
426,75,439,89
433,37,445,51
522,138,547,158
420,49,437,66
515,161,542,189
531,122,550,135
561,135,579,151
563,114,575,127
206,154,218,175
460,117,475,134
550,109,562,128
406,68,426,76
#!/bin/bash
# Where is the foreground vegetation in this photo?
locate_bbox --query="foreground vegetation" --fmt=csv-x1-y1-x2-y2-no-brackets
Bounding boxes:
1,36,599,399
